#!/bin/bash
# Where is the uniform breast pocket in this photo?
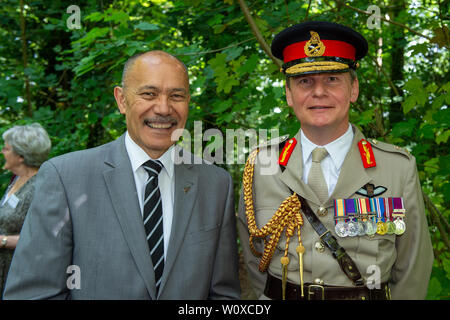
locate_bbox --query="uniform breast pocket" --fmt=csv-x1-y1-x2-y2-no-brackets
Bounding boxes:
184,225,221,246
356,234,397,279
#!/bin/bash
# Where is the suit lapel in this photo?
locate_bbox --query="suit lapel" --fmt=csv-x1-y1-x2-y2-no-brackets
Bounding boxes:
158,149,198,296
102,135,157,299
280,131,319,204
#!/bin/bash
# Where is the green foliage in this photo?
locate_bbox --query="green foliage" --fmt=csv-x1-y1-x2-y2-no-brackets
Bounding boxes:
0,0,448,299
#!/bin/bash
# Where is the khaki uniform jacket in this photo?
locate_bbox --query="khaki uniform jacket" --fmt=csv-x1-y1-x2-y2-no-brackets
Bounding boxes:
238,125,433,300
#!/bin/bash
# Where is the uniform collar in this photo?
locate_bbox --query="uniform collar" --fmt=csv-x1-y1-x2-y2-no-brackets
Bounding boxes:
300,123,353,171
124,131,174,178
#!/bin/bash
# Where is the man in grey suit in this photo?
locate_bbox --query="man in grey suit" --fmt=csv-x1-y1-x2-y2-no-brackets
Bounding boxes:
3,51,241,299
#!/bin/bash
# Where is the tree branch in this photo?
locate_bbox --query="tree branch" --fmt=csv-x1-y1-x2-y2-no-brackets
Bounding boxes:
423,192,450,250
19,0,32,117
366,52,400,97
340,2,450,50
304,0,313,21
176,38,256,56
237,0,282,68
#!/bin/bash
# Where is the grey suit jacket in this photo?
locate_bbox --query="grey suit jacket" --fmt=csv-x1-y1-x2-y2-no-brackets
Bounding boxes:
3,134,241,299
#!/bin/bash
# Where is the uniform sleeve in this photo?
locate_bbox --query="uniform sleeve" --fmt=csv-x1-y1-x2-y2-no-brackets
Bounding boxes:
3,160,73,300
237,187,267,298
390,156,434,299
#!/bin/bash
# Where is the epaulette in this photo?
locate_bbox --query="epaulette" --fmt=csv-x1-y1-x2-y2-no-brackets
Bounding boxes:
367,138,412,160
253,134,290,150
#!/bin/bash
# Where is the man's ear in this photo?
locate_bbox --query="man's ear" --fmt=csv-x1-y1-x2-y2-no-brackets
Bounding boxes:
350,77,359,103
114,86,126,114
285,79,293,107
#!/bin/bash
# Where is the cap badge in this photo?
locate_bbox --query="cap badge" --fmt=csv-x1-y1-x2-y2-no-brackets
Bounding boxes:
304,31,326,57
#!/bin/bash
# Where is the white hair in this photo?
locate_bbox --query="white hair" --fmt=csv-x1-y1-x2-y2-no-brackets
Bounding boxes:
2,123,52,168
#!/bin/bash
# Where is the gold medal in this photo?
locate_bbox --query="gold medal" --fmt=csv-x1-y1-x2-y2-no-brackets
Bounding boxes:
376,221,387,235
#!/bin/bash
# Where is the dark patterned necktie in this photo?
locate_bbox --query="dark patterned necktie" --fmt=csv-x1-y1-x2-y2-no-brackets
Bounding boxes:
142,159,164,293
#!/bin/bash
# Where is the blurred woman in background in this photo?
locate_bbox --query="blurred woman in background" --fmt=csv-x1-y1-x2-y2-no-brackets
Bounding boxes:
0,123,51,297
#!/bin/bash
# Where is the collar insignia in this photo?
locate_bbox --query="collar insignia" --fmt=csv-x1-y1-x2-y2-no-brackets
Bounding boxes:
358,139,376,168
278,138,297,166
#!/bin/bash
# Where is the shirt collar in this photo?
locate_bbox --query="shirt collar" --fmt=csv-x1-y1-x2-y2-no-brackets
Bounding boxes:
125,131,174,178
301,123,353,170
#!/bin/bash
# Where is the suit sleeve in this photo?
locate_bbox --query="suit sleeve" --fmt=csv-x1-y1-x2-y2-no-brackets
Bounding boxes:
208,172,241,299
3,160,73,300
390,157,434,299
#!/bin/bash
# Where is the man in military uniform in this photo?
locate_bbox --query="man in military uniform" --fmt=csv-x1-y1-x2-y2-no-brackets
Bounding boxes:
238,21,433,300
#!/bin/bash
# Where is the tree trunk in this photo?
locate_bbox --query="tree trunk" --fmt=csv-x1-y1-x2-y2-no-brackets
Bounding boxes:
388,0,406,125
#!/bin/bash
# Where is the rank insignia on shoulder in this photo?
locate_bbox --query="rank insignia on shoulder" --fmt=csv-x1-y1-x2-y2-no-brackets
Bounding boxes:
356,183,387,198
358,139,376,168
278,138,297,166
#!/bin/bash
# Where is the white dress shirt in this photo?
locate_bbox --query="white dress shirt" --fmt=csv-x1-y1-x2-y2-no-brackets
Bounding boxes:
124,132,174,260
301,124,354,197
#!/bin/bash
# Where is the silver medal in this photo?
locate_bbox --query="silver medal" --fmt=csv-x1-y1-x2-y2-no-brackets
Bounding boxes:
386,221,396,234
365,220,377,236
357,221,366,236
394,218,406,235
347,220,359,237
335,221,348,237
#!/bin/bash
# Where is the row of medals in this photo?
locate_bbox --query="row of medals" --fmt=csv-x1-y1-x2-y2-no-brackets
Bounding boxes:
335,215,406,237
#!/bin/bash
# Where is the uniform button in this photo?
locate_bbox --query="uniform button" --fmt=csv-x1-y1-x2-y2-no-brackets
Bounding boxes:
317,207,328,216
314,278,324,285
315,241,325,253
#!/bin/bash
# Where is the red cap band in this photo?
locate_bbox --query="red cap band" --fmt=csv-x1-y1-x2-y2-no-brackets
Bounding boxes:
283,40,356,63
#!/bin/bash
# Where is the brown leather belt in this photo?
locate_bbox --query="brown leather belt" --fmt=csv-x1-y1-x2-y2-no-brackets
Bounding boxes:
264,273,390,300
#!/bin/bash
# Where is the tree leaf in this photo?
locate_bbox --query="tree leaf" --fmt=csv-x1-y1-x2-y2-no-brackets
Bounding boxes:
134,22,159,31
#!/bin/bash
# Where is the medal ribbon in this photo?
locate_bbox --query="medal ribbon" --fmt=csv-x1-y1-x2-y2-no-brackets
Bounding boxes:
345,199,357,221
393,197,405,213
357,198,368,221
369,198,377,222
334,199,346,223
376,198,385,222
384,198,392,222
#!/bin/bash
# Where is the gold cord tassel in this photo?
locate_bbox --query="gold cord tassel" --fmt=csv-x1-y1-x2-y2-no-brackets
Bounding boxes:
296,245,305,297
280,256,289,300
296,212,305,297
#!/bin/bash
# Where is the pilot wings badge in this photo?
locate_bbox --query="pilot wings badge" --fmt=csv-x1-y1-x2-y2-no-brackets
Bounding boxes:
356,183,387,198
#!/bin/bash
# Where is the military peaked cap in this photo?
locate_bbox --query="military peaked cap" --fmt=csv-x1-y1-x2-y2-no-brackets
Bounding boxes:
271,21,368,76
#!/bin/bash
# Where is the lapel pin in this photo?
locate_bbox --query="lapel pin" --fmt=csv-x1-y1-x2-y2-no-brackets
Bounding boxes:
184,186,190,193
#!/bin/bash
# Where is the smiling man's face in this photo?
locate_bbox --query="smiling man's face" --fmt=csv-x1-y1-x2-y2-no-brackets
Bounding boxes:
114,52,190,159
286,72,359,140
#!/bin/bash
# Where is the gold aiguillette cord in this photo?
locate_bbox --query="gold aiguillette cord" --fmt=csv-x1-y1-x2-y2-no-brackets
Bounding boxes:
243,148,305,300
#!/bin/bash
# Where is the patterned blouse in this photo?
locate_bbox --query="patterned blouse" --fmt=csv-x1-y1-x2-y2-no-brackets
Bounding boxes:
0,175,36,298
